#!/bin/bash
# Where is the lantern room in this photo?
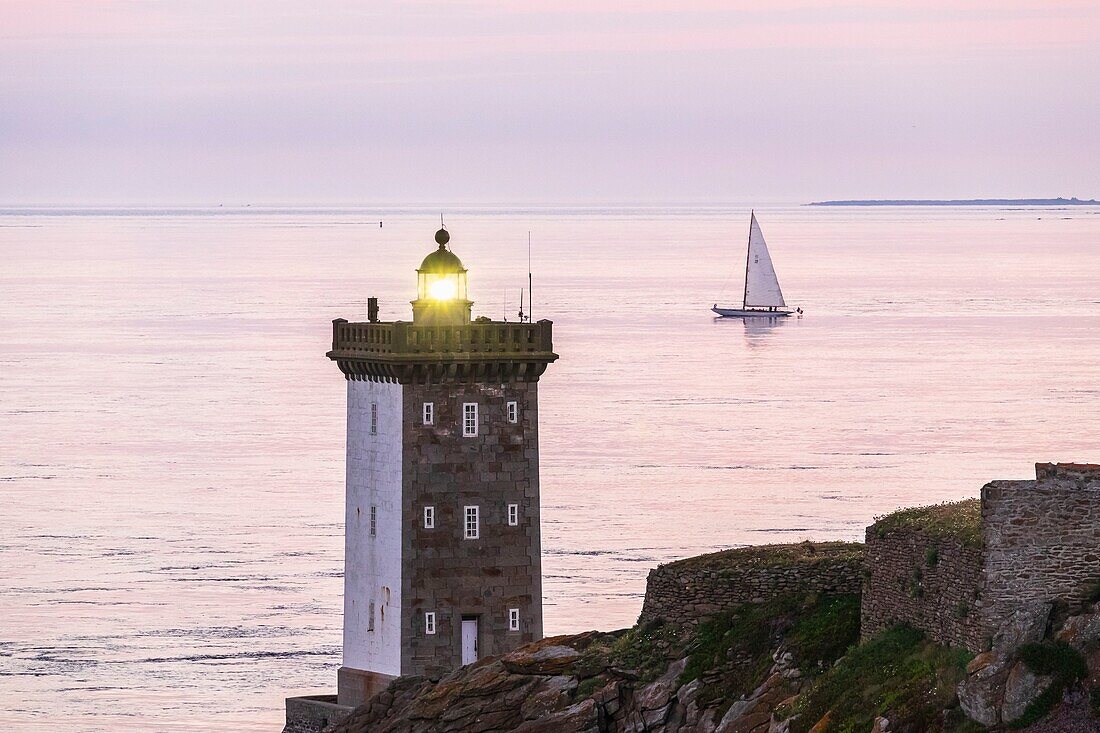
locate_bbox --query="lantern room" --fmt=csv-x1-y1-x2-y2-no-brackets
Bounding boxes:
411,228,473,325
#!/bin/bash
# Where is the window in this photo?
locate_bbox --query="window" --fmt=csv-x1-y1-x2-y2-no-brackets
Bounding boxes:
464,506,480,539
423,505,435,529
425,612,436,635
423,402,434,425
509,608,520,632
507,401,518,423
463,402,478,437
369,505,377,537
370,402,378,435
368,602,375,632
507,503,519,526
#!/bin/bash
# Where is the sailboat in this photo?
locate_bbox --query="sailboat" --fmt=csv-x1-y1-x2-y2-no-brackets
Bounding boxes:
711,212,796,317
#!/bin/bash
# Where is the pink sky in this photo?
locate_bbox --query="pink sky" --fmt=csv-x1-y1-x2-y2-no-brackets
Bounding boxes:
1,1,1098,203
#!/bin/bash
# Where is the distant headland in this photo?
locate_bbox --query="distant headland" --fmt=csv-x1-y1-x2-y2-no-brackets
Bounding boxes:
806,197,1099,206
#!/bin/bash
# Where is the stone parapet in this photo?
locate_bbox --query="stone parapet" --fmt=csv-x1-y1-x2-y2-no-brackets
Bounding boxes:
638,542,863,626
328,319,557,383
981,463,1100,636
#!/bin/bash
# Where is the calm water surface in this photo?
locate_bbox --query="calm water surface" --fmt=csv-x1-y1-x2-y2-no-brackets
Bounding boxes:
1,205,1098,731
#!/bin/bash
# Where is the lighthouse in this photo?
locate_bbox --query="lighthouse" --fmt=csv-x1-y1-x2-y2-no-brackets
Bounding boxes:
326,227,558,707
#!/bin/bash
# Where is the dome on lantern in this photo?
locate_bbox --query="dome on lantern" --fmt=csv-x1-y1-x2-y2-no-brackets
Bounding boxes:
418,230,467,275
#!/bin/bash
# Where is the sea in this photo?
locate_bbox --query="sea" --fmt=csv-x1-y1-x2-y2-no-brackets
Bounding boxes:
1,204,1098,731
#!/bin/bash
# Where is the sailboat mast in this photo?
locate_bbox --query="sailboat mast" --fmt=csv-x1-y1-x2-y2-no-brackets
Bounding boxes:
742,211,753,308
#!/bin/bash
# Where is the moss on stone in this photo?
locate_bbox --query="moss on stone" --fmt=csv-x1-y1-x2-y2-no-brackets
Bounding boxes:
784,625,973,733
660,541,864,574
574,619,685,685
871,499,983,548
1007,641,1089,728
680,592,861,709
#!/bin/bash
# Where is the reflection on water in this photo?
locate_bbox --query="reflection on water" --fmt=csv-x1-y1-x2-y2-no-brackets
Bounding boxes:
1,205,1099,732
742,315,789,340
712,312,791,344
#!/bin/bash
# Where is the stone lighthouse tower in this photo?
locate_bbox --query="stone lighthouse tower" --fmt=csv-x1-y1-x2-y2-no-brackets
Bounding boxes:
326,227,557,707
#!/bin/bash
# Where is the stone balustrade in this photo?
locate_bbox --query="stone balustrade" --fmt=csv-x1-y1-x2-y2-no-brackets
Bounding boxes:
328,319,557,383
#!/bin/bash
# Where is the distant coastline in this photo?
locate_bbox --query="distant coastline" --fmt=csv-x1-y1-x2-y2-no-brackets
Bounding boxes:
806,197,1099,206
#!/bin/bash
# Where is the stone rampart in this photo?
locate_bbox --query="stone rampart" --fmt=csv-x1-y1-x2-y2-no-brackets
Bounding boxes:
861,464,1100,654
981,463,1100,635
860,504,986,651
638,542,863,626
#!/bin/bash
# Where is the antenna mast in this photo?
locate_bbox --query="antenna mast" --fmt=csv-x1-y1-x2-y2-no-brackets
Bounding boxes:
527,231,533,323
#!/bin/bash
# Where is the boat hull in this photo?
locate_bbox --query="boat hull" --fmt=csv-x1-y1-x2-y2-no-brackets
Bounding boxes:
712,307,793,317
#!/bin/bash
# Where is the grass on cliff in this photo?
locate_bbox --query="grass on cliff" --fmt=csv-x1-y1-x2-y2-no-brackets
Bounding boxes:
783,625,974,733
680,592,861,709
573,619,687,690
871,499,983,548
663,541,864,573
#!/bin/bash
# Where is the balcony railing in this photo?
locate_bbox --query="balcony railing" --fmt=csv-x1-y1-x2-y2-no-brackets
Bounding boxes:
330,319,554,358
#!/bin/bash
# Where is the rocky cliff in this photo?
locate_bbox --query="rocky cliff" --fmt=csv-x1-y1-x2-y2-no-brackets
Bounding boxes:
317,534,1100,733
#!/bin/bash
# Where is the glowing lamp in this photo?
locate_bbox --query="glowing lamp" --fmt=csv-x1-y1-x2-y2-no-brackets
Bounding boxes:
412,227,472,324
428,277,458,301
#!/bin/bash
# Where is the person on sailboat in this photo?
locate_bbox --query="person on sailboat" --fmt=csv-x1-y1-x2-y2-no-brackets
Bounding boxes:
711,212,795,318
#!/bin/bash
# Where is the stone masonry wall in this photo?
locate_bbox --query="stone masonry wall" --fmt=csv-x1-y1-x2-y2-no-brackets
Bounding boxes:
860,527,986,651
400,380,543,678
638,542,863,626
981,463,1100,637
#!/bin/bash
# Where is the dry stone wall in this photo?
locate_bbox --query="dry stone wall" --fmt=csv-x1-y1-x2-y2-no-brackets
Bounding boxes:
860,526,986,651
638,542,863,626
981,463,1100,636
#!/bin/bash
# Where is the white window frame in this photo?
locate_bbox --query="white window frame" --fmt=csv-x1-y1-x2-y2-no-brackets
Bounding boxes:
508,608,520,632
370,402,378,435
507,401,518,423
507,503,519,526
463,402,478,437
423,505,435,529
423,402,434,425
425,611,436,635
464,505,480,539
369,505,377,537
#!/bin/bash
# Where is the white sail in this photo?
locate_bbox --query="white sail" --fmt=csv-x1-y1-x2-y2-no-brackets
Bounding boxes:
743,213,786,308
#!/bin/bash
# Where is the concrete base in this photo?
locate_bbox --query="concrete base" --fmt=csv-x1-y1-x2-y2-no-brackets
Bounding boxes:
282,695,353,733
337,665,397,707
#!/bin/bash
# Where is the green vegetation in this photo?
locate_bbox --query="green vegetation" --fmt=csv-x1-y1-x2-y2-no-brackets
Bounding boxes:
664,541,863,574
573,675,605,701
681,593,860,709
925,546,940,567
574,619,685,685
872,499,982,548
1006,641,1089,728
784,626,973,733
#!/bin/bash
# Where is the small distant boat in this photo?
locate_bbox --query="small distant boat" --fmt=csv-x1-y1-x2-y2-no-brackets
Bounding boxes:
712,212,796,317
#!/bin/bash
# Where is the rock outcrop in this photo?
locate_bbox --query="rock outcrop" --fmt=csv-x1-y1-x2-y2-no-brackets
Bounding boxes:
321,593,1100,733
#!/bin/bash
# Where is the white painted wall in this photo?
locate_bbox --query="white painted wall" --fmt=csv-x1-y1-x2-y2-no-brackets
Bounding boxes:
343,380,403,676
